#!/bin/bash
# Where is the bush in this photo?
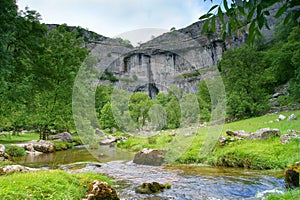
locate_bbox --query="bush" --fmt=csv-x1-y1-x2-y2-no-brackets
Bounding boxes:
53,141,74,151
4,145,26,157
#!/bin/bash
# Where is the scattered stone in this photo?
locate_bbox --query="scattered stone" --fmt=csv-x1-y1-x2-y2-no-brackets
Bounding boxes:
48,132,73,142
280,130,300,144
0,165,39,175
82,180,120,200
220,128,280,145
226,130,251,138
99,135,117,145
285,162,300,189
288,114,297,121
135,182,171,194
218,136,227,146
26,140,55,153
248,128,280,140
278,114,286,120
133,148,166,166
95,128,106,137
0,144,8,160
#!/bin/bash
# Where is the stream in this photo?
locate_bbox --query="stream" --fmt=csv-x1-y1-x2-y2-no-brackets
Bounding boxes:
13,146,286,200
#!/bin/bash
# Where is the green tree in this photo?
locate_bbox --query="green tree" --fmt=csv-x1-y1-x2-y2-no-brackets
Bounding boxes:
201,0,300,43
129,92,153,127
165,96,181,129
219,45,272,118
99,102,117,132
32,25,88,138
197,81,211,122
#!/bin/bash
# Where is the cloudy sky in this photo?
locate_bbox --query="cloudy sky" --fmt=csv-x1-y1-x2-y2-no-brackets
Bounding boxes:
16,0,217,44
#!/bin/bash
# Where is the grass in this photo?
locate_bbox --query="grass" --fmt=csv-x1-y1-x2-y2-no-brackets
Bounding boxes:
0,133,39,144
0,170,113,200
266,189,300,200
118,110,300,169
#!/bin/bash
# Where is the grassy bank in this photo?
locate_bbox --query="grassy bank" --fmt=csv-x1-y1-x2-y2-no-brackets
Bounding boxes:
0,170,113,200
0,133,39,144
118,110,300,169
266,189,300,200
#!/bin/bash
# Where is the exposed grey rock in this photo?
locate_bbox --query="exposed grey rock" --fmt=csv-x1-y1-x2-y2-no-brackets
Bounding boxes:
226,130,251,138
82,180,120,200
48,132,73,142
135,182,171,194
0,144,8,160
280,131,300,144
288,114,296,121
285,161,300,189
278,114,286,120
218,136,227,146
133,148,166,166
0,165,39,175
99,135,116,145
248,128,280,140
27,140,55,153
95,128,106,137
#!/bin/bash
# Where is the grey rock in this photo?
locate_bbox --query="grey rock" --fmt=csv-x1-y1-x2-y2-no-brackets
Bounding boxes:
133,148,166,166
280,131,300,144
82,180,120,200
0,165,39,175
48,132,73,142
278,114,286,120
27,140,56,153
248,128,280,140
135,182,171,194
99,135,116,145
95,128,106,137
288,114,296,121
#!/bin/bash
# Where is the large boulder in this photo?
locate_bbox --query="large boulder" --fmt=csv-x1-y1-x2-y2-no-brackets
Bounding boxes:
26,140,55,153
133,148,166,166
95,128,106,137
248,128,280,140
99,135,116,145
285,162,300,189
0,165,39,175
82,180,120,200
48,132,73,142
280,130,300,144
0,144,8,161
135,182,171,194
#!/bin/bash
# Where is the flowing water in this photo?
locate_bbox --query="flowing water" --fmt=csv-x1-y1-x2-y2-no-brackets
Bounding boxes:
14,146,286,200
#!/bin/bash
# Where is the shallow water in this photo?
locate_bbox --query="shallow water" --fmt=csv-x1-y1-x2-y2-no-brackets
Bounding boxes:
70,161,285,200
14,147,286,199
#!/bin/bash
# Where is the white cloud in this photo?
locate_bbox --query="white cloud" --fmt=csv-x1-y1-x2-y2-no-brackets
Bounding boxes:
17,0,213,39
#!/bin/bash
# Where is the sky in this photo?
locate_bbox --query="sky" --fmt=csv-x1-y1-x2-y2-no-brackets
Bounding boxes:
16,0,216,45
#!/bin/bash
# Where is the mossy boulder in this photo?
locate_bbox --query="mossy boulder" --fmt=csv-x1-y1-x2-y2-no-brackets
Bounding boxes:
285,161,300,189
133,148,166,166
135,182,171,194
83,180,120,200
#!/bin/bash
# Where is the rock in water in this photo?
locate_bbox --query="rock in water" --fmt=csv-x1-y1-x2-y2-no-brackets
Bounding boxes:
135,182,171,194
26,140,55,153
48,132,73,142
285,162,300,189
133,148,166,166
82,180,120,200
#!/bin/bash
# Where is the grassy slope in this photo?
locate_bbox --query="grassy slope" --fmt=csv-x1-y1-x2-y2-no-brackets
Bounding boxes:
0,170,113,200
118,110,300,169
0,133,39,144
266,189,300,200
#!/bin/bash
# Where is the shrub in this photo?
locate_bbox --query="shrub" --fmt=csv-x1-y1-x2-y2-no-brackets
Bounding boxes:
4,145,26,157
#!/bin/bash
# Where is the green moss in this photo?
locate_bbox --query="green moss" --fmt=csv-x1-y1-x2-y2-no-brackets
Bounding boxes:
53,141,74,151
0,170,113,200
